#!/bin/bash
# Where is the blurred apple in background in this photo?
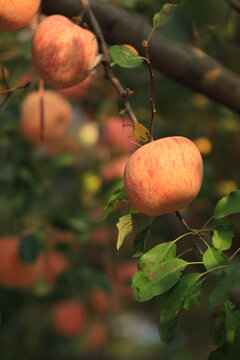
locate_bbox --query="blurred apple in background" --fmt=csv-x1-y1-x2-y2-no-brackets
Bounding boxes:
102,155,130,183
88,289,109,314
102,116,138,153
0,236,42,290
32,15,99,89
0,0,40,32
115,261,138,300
51,299,87,336
19,90,72,144
42,252,69,285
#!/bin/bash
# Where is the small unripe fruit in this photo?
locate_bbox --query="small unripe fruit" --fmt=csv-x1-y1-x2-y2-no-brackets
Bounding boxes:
124,136,203,216
32,15,98,89
19,90,72,144
51,300,87,336
0,0,40,32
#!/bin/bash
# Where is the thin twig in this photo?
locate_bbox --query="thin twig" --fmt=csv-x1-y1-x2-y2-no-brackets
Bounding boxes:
80,0,138,125
175,210,203,255
142,40,156,142
0,81,30,96
227,0,240,13
229,247,240,262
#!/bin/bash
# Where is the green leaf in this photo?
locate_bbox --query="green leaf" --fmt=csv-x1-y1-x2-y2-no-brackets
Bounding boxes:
116,214,154,250
133,242,188,302
109,45,143,68
212,219,233,251
209,263,240,309
19,231,42,264
102,186,127,220
132,226,150,258
153,4,176,29
213,301,239,348
214,190,240,219
159,273,200,343
130,123,149,142
203,248,228,273
184,276,205,310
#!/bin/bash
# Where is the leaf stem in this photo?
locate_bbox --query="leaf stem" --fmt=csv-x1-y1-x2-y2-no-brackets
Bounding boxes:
228,247,240,263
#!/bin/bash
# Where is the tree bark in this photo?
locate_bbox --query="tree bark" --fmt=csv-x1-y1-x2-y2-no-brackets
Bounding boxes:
42,0,240,114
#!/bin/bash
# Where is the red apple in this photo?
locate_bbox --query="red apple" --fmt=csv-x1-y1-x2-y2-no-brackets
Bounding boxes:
88,289,109,314
42,252,69,285
0,0,40,32
19,90,72,144
124,136,203,216
32,15,98,89
0,236,42,289
102,155,130,183
102,116,138,153
59,76,92,101
51,299,87,336
115,260,138,299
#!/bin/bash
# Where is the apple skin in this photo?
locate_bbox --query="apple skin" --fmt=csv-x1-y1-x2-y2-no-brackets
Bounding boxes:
0,0,40,32
103,116,138,153
59,76,92,101
115,260,138,300
51,300,87,336
19,90,72,144
0,236,43,290
32,15,98,89
124,136,203,216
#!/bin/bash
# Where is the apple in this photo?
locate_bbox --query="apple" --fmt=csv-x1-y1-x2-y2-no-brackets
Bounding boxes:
115,260,138,299
102,155,130,183
124,136,203,216
42,252,69,285
0,236,42,290
59,76,92,101
0,0,40,32
19,90,72,144
102,116,138,153
51,299,87,336
88,289,109,314
32,15,98,89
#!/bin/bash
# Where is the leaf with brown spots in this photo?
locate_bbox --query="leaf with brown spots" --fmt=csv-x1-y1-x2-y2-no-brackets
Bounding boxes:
133,242,188,302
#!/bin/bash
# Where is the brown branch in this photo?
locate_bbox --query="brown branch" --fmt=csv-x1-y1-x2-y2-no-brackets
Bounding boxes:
227,0,240,13
42,0,240,115
80,0,138,125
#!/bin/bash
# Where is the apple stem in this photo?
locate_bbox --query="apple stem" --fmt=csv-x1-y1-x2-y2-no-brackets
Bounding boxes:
142,40,156,142
81,0,138,125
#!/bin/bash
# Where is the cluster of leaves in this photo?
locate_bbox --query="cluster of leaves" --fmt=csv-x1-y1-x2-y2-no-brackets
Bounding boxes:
104,180,240,358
